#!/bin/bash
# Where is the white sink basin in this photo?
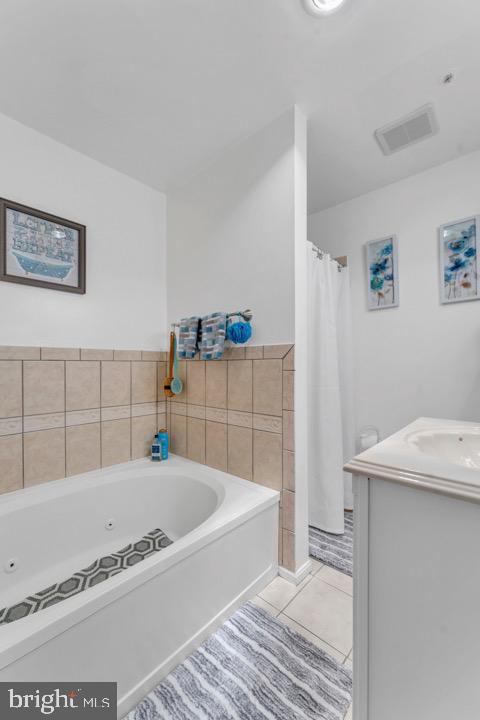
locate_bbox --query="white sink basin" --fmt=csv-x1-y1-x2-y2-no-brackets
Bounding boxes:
407,428,480,469
345,418,480,503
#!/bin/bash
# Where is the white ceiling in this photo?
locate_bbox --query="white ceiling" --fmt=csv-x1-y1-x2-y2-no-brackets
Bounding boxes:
1,0,480,213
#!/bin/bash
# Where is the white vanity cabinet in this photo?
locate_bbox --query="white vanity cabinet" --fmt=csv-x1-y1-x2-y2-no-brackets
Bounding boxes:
345,417,480,720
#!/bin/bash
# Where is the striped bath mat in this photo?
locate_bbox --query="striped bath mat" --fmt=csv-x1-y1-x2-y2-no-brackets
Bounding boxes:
309,511,353,577
126,602,352,720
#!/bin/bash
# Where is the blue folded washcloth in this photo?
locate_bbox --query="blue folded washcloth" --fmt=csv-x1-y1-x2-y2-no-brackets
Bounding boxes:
199,312,227,360
178,317,200,359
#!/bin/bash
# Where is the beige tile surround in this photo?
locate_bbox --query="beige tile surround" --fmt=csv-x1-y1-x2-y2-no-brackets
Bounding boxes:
0,343,296,572
166,344,296,571
0,346,168,493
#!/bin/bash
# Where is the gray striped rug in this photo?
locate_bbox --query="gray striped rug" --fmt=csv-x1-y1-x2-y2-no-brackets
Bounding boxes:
309,512,353,577
126,602,352,720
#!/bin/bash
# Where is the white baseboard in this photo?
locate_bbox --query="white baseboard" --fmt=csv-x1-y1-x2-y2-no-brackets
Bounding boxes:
117,563,277,718
278,559,312,585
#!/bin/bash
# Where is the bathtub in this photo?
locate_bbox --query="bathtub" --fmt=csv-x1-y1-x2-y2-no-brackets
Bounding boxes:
0,455,279,717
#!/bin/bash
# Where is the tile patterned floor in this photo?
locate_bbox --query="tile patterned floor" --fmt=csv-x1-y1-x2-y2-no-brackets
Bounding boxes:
254,561,353,719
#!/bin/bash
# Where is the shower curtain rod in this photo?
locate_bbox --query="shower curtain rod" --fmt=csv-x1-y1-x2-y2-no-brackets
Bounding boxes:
311,245,347,271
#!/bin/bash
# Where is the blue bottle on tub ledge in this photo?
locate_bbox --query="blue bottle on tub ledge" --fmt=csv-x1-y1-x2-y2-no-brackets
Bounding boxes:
151,429,168,461
151,434,161,462
158,428,169,460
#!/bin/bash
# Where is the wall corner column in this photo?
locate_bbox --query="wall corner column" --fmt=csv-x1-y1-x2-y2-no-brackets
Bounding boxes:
292,106,309,578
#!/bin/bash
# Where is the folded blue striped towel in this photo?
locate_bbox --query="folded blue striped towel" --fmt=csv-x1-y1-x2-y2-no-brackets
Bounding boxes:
199,312,227,360
178,317,200,359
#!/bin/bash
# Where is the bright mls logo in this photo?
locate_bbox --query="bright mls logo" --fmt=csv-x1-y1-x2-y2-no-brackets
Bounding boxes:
0,683,116,719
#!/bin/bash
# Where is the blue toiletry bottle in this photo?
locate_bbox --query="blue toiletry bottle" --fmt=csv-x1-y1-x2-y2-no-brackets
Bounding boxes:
151,434,161,462
158,429,169,460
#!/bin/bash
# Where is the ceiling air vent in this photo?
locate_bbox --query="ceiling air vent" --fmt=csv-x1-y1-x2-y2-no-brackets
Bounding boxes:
374,104,438,156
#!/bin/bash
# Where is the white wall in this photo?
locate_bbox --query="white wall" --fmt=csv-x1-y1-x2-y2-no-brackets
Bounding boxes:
292,108,309,576
309,150,480,441
0,113,166,350
167,110,295,345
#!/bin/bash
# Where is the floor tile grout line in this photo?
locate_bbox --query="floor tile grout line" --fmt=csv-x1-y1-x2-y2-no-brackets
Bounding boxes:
279,610,349,662
308,570,353,598
277,572,315,616
309,561,324,576
253,596,280,615
279,605,349,661
268,567,352,659
256,580,349,658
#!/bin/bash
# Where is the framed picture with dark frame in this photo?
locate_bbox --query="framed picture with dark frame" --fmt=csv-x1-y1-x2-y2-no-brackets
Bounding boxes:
0,198,85,294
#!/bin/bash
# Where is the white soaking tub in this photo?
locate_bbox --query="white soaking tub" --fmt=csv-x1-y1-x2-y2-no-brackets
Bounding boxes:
0,455,279,717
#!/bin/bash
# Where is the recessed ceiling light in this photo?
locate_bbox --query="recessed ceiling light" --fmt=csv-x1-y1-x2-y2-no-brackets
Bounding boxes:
303,0,347,16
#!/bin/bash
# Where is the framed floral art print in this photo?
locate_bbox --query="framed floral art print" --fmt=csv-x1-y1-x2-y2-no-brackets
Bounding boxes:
365,235,399,310
439,216,479,304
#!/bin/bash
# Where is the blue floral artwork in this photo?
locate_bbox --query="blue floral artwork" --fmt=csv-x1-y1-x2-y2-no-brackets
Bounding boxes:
5,208,79,287
366,235,398,310
439,217,479,304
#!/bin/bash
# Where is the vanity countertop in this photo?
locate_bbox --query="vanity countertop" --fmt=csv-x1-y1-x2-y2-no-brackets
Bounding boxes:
344,416,480,503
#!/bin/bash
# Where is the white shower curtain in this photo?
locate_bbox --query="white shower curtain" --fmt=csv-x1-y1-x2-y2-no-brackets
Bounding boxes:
307,242,355,535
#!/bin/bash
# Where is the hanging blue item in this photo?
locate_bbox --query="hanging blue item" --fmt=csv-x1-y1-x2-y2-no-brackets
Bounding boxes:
226,310,253,344
227,320,252,344
171,335,183,395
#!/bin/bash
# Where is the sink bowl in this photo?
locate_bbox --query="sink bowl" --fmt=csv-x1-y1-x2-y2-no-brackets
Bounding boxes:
345,418,480,503
407,428,480,469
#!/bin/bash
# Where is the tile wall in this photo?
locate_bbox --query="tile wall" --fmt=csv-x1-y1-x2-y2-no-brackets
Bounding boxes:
0,343,296,572
0,346,167,493
165,344,296,571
